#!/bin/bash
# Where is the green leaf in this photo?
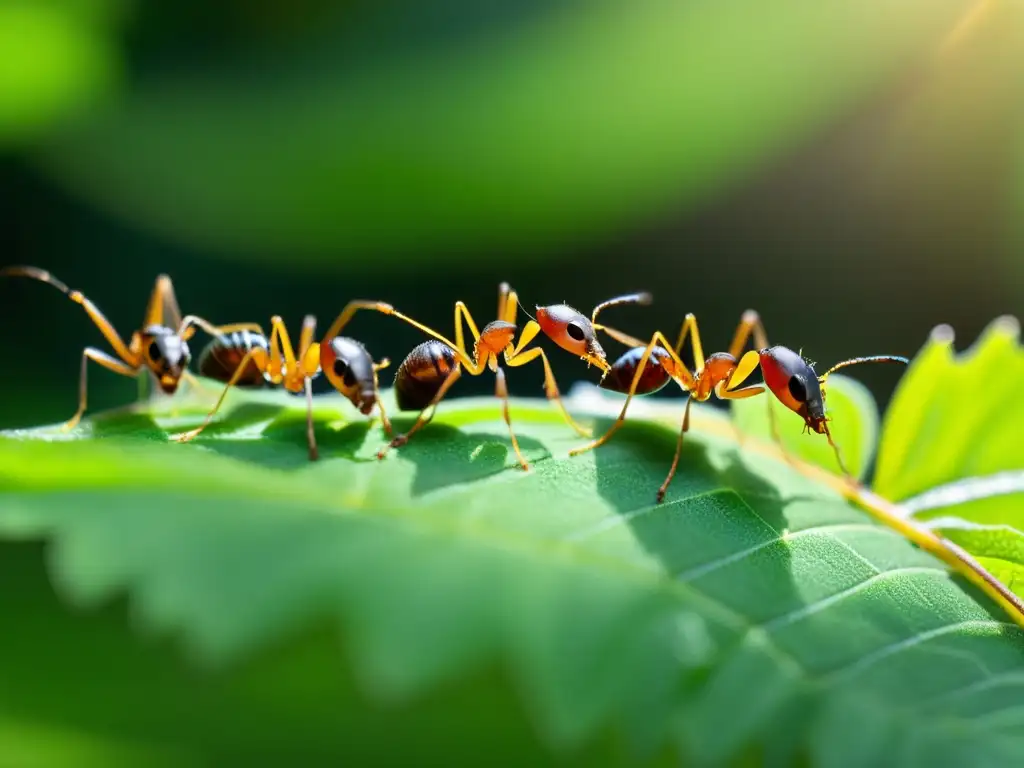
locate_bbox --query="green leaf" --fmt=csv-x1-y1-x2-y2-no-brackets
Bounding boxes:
3,379,1024,765
35,0,972,264
922,519,1024,600
730,372,878,481
873,316,1024,509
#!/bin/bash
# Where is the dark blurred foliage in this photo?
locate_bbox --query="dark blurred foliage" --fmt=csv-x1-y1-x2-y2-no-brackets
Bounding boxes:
1,0,1022,429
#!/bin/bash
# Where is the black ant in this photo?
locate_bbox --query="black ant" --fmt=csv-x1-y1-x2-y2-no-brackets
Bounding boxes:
0,266,258,430
569,300,907,500
314,283,610,470
175,314,391,461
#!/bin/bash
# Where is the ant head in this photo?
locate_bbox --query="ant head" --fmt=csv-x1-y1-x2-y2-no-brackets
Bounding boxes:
320,336,378,415
141,324,191,393
759,346,828,434
760,346,910,436
535,304,610,372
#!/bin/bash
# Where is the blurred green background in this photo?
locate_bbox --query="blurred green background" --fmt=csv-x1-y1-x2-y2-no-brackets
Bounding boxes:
2,0,1022,428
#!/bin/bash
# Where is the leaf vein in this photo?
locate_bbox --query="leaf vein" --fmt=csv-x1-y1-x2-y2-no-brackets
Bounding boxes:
824,619,1024,683
675,524,902,582
761,566,947,632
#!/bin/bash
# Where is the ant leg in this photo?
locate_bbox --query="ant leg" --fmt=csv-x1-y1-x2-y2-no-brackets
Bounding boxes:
494,366,529,470
321,300,396,347
377,366,463,459
64,348,140,431
823,422,854,482
263,316,301,385
320,297,483,372
657,397,693,503
1,267,139,365
726,309,769,358
368,359,393,436
299,315,317,360
305,377,319,461
144,275,181,328
298,315,322,377
723,310,784,446
498,282,514,324
718,375,802,471
334,302,481,372
716,383,764,401
672,314,706,372
569,331,696,457
592,324,647,348
176,315,265,342
173,347,268,442
717,351,763,399
453,301,484,366
375,398,393,437
271,316,296,369
505,345,592,437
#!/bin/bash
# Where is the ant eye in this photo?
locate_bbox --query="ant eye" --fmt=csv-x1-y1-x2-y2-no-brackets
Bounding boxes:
566,322,586,342
788,376,808,403
148,341,162,362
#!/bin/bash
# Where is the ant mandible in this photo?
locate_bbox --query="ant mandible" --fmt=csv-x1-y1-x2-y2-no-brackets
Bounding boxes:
317,283,611,470
174,314,392,461
0,266,260,430
568,302,907,500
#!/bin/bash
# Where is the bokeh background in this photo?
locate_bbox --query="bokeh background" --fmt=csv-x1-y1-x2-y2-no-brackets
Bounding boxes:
2,0,1022,429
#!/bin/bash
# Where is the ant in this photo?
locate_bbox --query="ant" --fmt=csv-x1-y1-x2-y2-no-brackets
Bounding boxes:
0,266,259,430
567,303,907,501
316,283,611,470
757,346,908,474
174,313,392,461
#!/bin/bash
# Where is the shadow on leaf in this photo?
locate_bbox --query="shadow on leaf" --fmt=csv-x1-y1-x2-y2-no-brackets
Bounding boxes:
384,420,549,496
164,403,287,437
90,412,169,441
589,414,800,630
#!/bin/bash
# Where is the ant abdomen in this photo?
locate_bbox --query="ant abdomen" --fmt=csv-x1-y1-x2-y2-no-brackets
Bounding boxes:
600,346,672,395
198,330,270,387
394,340,458,411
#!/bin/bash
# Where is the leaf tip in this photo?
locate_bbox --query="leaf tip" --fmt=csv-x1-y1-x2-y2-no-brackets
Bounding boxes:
989,314,1021,342
929,323,956,345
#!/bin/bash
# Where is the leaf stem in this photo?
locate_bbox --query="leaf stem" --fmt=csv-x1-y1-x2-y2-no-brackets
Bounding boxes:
847,485,1024,629
684,410,1024,628
733,431,1024,628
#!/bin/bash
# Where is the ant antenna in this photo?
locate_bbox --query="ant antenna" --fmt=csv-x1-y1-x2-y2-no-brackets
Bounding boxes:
516,294,536,323
591,292,653,324
0,266,73,297
819,355,909,382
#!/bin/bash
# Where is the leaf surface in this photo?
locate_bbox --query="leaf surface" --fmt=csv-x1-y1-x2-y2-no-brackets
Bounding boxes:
874,316,1024,520
2,378,1024,765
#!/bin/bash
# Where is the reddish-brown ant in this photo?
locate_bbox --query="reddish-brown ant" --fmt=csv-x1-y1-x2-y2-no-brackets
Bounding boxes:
315,283,610,470
0,266,259,430
568,302,907,500
757,346,908,475
175,314,391,460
